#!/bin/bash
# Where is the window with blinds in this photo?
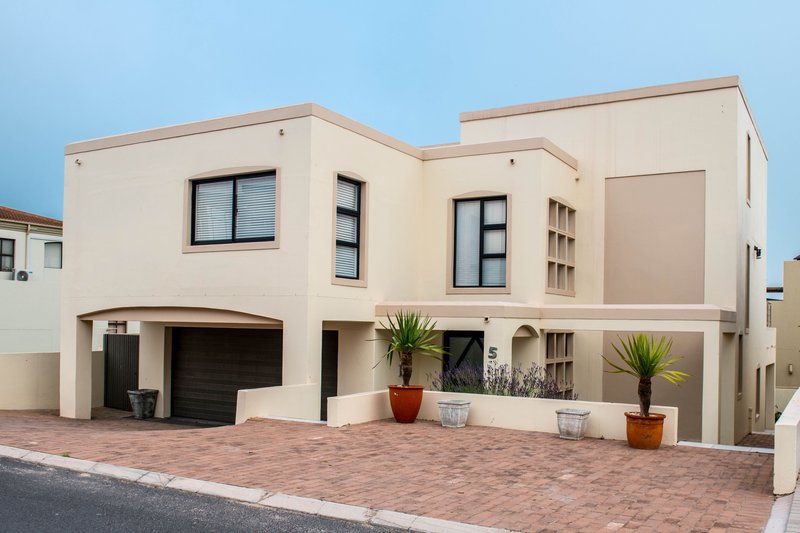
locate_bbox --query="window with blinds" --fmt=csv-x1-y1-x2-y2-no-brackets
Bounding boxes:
191,172,276,245
0,238,14,272
335,176,361,279
453,196,507,288
44,241,62,269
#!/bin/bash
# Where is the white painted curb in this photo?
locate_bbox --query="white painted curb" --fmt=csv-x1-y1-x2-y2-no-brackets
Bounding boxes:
0,444,515,533
677,440,775,454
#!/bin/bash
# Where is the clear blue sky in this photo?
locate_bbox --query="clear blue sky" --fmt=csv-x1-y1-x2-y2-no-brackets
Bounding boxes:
1,1,797,285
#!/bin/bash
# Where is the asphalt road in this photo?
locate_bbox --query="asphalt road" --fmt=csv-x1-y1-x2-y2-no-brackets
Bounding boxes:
0,457,393,532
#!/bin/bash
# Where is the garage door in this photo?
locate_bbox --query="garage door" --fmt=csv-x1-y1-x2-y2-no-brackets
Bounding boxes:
171,327,282,423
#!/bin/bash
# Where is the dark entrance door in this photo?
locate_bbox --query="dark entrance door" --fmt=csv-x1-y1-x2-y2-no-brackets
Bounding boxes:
104,334,140,411
320,331,338,421
443,331,484,373
171,327,282,424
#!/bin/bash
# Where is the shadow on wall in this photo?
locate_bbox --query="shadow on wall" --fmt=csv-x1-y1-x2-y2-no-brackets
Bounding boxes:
602,332,703,441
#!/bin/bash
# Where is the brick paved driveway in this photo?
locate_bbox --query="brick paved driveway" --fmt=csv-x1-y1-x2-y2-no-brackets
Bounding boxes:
0,409,774,532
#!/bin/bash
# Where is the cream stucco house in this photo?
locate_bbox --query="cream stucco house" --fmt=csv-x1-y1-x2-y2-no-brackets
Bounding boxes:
59,75,772,443
770,256,800,416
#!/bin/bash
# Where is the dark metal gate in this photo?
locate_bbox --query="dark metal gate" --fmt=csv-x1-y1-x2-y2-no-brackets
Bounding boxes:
103,334,140,411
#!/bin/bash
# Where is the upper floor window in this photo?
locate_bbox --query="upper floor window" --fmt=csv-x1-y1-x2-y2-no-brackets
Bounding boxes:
546,198,575,296
0,238,14,272
454,196,507,288
335,176,362,279
44,241,62,269
107,320,127,334
746,133,752,205
191,171,276,245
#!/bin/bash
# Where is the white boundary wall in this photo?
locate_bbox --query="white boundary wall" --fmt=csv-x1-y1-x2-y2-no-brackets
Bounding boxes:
235,383,319,424
0,351,104,410
775,387,800,494
328,390,679,446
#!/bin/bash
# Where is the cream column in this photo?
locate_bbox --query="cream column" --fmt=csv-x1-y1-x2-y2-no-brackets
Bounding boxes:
718,331,737,445
59,315,93,419
138,322,169,418
281,309,322,419
701,321,722,444
484,319,514,369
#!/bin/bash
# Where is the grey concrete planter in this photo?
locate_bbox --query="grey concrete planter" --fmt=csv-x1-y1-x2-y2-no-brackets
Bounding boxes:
555,408,590,440
127,389,159,420
438,399,471,428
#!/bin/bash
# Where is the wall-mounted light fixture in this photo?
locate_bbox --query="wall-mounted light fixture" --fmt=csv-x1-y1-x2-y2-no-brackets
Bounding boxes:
74,158,83,166
754,246,763,259
789,363,794,375
509,158,515,165
279,128,285,136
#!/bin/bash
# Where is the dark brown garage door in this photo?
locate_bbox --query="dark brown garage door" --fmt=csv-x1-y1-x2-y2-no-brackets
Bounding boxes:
171,327,282,424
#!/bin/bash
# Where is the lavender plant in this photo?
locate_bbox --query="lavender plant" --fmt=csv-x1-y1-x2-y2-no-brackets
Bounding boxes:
430,362,576,400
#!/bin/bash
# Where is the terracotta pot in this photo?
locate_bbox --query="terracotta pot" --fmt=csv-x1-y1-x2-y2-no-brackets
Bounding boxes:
625,412,666,449
388,385,424,423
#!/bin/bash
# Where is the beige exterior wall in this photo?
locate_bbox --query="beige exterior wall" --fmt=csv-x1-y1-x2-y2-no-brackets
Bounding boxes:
772,260,800,413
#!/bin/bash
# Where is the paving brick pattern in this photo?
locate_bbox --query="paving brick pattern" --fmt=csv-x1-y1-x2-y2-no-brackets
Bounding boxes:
736,432,775,449
0,409,774,532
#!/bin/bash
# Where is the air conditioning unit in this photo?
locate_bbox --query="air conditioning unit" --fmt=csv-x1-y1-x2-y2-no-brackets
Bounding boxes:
14,269,30,282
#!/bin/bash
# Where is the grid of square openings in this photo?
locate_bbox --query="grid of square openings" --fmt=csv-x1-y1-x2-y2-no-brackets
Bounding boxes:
545,331,574,396
546,198,575,295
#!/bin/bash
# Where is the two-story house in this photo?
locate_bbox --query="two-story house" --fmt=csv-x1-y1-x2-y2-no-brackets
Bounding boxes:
59,76,772,444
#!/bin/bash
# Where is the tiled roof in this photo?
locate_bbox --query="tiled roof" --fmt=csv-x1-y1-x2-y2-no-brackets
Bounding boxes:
0,205,62,227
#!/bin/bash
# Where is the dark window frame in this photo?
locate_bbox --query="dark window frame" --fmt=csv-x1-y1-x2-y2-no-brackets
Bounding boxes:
0,238,14,272
190,171,277,246
453,195,507,288
335,176,362,280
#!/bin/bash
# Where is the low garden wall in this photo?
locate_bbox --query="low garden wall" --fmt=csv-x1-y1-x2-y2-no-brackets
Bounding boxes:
774,387,800,494
0,351,105,410
235,383,319,424
327,389,679,445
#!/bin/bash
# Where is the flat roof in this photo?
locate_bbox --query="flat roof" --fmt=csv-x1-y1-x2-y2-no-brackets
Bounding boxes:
460,75,767,158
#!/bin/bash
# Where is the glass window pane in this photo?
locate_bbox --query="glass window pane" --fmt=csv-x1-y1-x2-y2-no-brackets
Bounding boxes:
454,201,480,286
44,242,62,269
1,256,12,271
481,258,506,287
336,245,358,278
336,213,358,244
1,239,13,255
483,229,505,254
337,179,359,211
483,199,506,225
194,180,233,242
235,175,276,240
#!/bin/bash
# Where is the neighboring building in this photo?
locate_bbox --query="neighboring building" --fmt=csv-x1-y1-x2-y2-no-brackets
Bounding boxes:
770,255,800,416
0,206,63,353
59,75,771,443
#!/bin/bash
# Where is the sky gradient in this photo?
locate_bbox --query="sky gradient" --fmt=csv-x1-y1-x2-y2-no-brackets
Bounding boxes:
1,0,797,284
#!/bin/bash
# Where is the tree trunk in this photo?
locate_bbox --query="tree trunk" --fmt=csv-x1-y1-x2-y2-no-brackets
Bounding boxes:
638,377,652,416
399,352,413,386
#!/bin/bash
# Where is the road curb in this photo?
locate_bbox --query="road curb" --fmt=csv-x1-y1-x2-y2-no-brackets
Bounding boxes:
0,444,514,533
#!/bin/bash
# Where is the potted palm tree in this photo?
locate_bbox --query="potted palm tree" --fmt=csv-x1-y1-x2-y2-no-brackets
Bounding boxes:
374,311,446,423
603,334,689,449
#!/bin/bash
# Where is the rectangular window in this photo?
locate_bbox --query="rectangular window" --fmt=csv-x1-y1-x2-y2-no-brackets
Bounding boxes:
454,196,507,287
746,133,751,204
107,320,127,334
335,176,361,279
546,198,575,295
44,242,62,269
191,171,276,245
0,238,14,272
745,244,751,332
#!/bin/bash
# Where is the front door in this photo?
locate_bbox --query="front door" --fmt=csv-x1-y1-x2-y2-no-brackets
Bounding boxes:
443,331,484,373
104,333,140,411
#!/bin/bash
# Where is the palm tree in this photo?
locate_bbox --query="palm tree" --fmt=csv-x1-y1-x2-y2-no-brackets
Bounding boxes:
375,311,446,386
602,334,689,416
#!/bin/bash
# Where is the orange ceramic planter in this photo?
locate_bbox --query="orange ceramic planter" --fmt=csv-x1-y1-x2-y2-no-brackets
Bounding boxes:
388,385,424,423
625,412,666,449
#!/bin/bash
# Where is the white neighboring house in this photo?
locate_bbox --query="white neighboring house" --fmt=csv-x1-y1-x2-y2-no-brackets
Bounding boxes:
0,205,64,353
0,205,133,354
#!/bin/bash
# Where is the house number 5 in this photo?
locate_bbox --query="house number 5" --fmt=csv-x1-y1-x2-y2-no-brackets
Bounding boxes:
488,346,498,359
